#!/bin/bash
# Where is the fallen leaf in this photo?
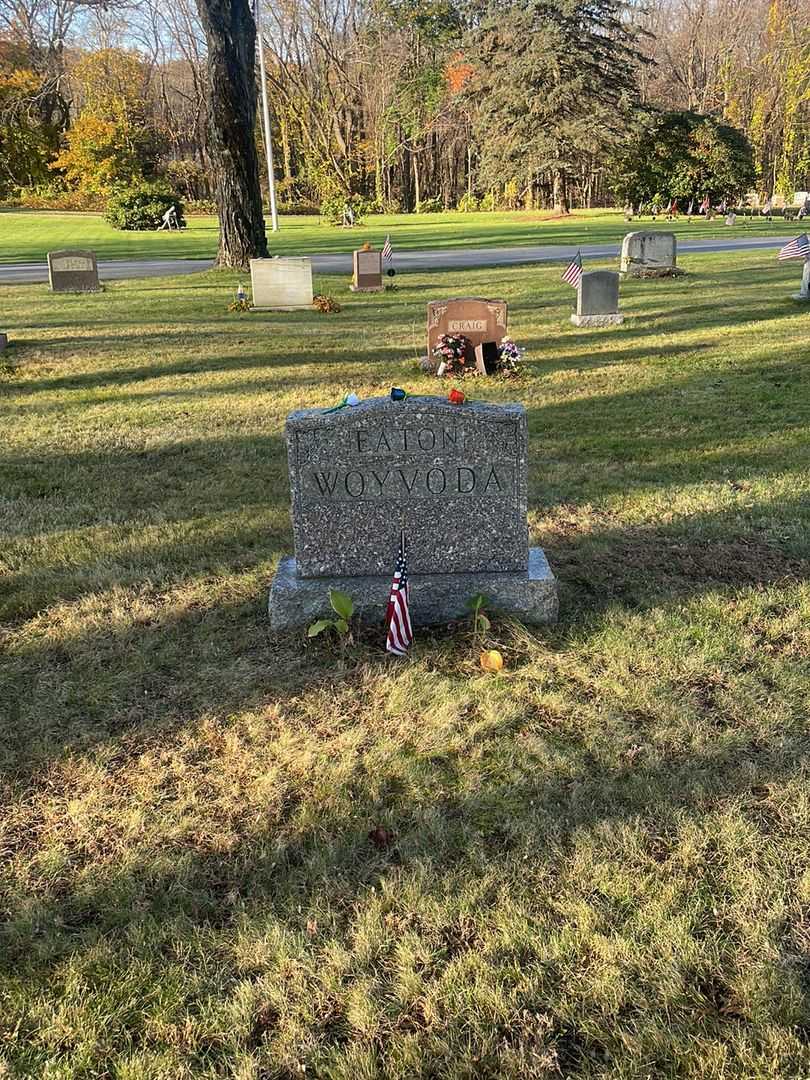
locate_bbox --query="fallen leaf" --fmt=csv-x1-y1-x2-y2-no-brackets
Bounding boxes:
479,649,504,672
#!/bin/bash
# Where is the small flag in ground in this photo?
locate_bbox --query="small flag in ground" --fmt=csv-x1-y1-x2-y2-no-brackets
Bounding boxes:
778,233,810,260
562,251,583,289
700,195,711,213
381,234,393,263
762,197,773,215
687,199,694,215
385,530,413,656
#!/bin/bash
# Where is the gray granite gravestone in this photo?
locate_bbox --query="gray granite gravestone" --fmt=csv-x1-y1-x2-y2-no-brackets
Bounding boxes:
268,395,557,629
619,232,678,277
571,270,624,327
47,250,100,293
0,332,7,352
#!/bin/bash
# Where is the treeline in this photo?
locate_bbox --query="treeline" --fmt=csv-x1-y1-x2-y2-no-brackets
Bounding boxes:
0,0,807,213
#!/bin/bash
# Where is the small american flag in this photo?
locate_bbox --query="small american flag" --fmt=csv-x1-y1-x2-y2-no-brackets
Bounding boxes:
561,251,583,289
386,530,413,656
381,234,393,263
700,195,711,213
763,197,773,215
687,199,694,215
778,233,810,260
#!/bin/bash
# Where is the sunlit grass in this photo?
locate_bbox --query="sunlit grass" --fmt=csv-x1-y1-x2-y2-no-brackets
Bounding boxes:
0,206,802,263
1,251,810,1078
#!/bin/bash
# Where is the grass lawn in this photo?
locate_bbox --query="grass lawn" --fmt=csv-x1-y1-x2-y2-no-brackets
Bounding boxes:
2,251,810,1078
0,207,803,264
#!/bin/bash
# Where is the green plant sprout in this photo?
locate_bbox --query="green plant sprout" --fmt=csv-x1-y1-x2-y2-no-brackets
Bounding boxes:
307,588,355,640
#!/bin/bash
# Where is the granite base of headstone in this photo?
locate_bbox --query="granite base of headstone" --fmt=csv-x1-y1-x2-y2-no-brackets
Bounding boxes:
250,257,313,309
570,270,624,327
619,232,680,278
350,249,384,292
47,250,100,293
268,396,558,630
791,259,810,302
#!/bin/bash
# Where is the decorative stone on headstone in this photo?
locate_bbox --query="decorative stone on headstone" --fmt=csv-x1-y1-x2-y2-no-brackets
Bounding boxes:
268,395,557,629
619,232,678,277
571,270,624,327
350,249,384,292
250,257,314,309
427,298,507,365
47,250,100,293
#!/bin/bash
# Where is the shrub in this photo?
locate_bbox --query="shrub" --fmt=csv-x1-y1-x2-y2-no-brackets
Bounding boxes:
480,192,496,212
417,196,443,213
13,184,105,211
457,192,480,212
105,183,185,231
183,199,218,215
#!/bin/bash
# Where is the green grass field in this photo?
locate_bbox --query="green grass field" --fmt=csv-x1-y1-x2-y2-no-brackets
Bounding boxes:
0,207,802,263
2,252,810,1078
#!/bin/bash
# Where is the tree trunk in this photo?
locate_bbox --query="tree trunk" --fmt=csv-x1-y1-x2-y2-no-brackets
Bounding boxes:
194,0,267,266
553,170,570,214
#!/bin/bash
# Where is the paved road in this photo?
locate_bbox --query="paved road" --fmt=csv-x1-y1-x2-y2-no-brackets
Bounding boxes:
0,235,790,285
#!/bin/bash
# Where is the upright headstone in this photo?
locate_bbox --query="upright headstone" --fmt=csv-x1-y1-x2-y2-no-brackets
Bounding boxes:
426,298,507,364
0,332,7,352
47,250,100,293
268,396,557,629
250,257,313,310
350,249,383,292
792,258,810,302
619,232,678,277
571,270,624,327
474,341,500,375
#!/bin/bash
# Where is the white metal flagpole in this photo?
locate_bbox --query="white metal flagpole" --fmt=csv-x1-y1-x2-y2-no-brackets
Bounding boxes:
254,0,279,232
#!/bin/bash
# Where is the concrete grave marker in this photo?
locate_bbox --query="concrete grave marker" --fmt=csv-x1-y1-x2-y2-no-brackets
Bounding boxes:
792,257,810,302
427,298,507,364
268,395,557,629
571,270,624,327
250,257,313,309
350,249,383,292
619,232,678,277
47,250,100,293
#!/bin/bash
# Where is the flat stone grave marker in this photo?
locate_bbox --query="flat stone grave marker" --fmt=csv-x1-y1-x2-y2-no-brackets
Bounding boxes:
268,395,558,629
250,257,313,309
350,249,383,292
47,250,100,293
427,298,507,364
571,270,624,327
619,232,678,277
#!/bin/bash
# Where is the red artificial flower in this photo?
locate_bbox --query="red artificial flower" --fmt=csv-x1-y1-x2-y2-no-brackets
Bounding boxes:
448,388,465,404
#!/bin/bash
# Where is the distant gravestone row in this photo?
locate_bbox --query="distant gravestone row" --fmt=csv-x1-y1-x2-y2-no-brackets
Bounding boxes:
268,395,558,630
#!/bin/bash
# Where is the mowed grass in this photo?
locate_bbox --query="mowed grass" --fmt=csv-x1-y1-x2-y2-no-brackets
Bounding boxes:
2,253,810,1079
0,206,803,264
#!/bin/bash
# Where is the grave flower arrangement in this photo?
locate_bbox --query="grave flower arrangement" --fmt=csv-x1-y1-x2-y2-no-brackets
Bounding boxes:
433,332,472,377
496,336,524,379
313,294,341,313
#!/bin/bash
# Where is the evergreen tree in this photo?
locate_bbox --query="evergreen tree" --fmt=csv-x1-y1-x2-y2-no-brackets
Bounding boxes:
465,0,648,210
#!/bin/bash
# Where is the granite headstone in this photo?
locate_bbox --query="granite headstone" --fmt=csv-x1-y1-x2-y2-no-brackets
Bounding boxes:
47,250,100,293
250,257,313,309
268,395,557,629
571,270,624,327
427,298,507,364
792,256,810,302
350,249,383,292
619,232,678,277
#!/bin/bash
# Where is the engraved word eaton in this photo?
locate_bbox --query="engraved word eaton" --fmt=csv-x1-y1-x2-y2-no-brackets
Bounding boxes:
285,396,529,578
